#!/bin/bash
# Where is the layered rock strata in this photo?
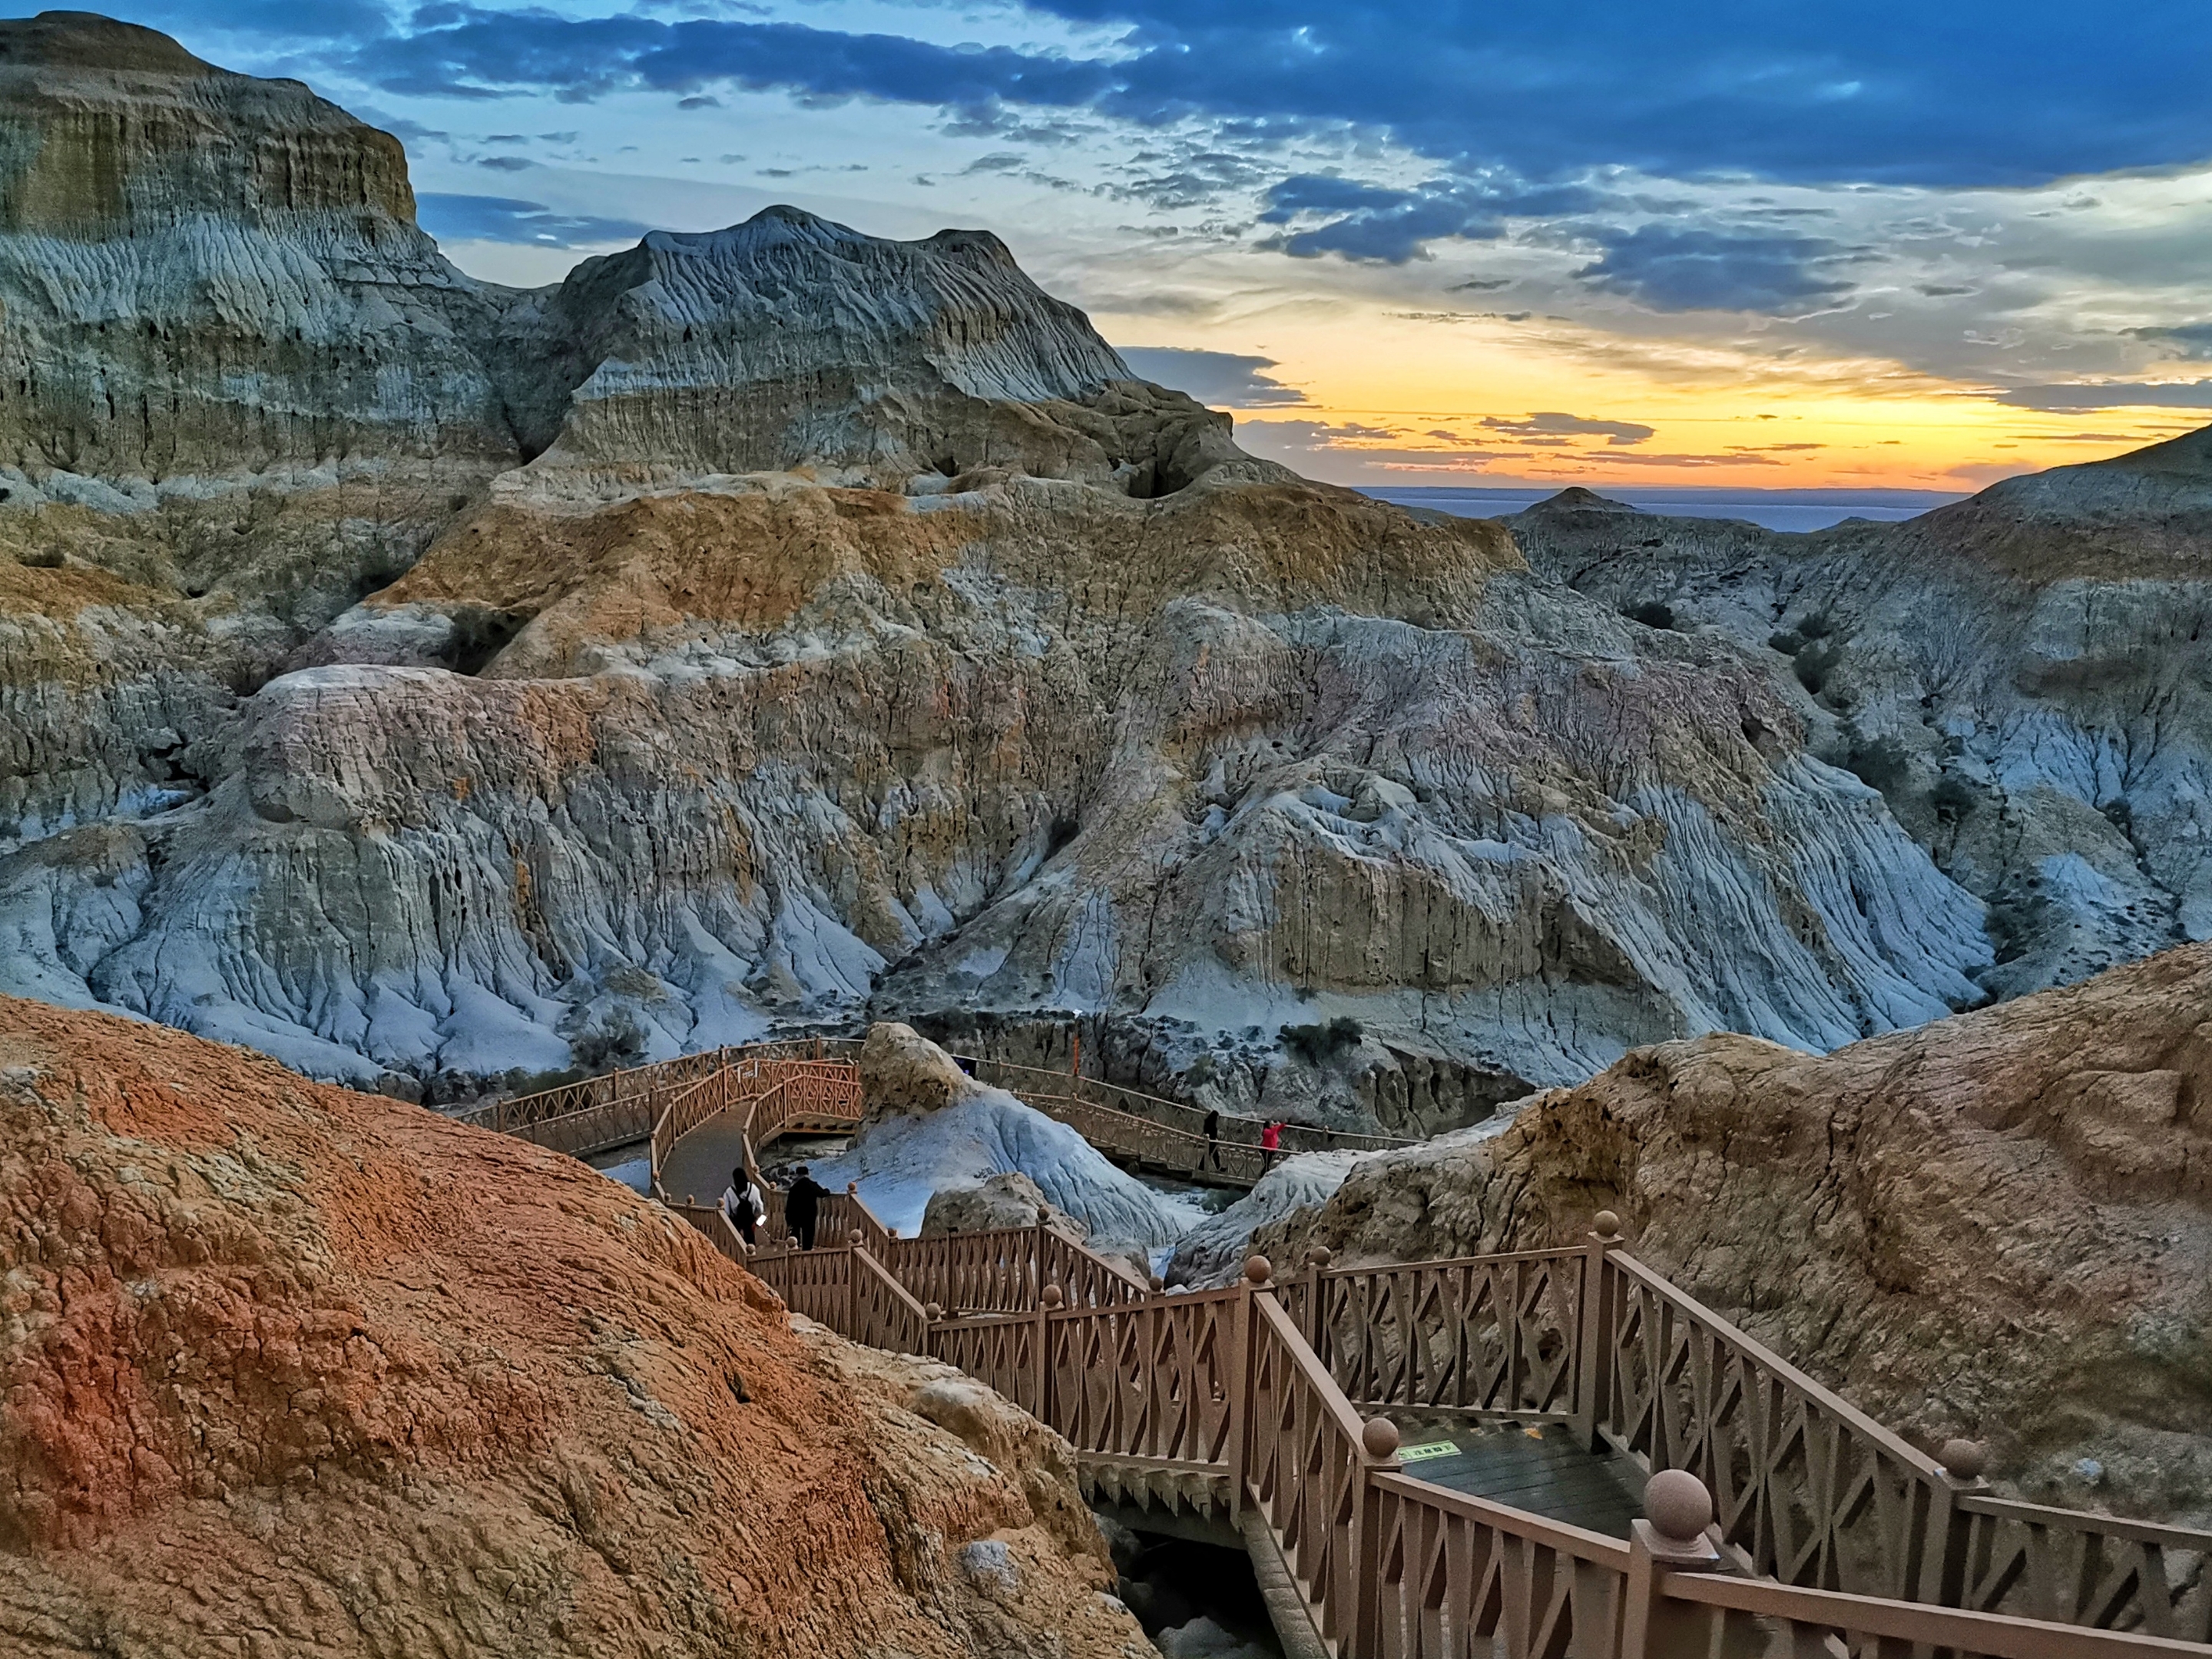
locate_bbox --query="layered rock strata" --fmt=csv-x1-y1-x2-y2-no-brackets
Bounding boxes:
3,12,2194,1128
1508,440,2212,1002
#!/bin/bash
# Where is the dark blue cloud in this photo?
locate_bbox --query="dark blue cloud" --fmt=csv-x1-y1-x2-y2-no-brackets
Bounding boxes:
1575,225,1859,314
82,2,2212,260
1116,347,1308,406
414,193,651,247
1258,173,1608,262
346,8,1114,106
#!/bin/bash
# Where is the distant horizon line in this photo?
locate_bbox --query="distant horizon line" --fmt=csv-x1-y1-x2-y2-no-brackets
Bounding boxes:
1360,483,1970,503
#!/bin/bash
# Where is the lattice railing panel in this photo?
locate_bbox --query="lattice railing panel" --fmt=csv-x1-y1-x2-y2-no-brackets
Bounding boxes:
933,1316,1041,1416
1370,1472,1630,1659
1314,1251,1584,1419
1047,1290,1239,1465
1247,1294,1369,1651
1956,1497,2212,1642
1599,1255,1939,1604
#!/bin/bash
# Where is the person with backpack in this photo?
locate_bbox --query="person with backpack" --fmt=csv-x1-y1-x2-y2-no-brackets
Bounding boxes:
784,1165,829,1250
720,1164,763,1249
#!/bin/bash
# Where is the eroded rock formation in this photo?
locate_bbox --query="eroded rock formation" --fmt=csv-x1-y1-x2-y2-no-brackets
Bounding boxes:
1509,442,2212,1002
0,991,1148,1657
0,12,2198,1131
1256,942,2212,1523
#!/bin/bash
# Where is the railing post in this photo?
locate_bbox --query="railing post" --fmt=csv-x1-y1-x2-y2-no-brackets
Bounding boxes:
1302,1245,1331,1355
1035,1282,1061,1424
1573,1210,1624,1452
846,1230,864,1338
1621,1472,1726,1659
1354,1416,1401,1658
1919,1438,1988,1609
1228,1254,1269,1525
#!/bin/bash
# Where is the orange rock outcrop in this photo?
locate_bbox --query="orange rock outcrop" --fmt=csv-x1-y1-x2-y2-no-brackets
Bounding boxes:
0,995,1147,1657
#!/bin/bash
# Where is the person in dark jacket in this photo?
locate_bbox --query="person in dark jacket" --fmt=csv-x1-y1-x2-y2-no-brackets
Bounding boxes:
721,1164,763,1247
1201,1108,1222,1172
784,1165,830,1250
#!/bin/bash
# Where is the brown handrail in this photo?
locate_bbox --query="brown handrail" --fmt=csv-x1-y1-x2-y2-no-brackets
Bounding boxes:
474,1048,2212,1653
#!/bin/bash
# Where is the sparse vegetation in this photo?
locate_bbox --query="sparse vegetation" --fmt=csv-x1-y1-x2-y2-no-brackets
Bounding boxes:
1279,1016,1363,1065
1931,776,1975,818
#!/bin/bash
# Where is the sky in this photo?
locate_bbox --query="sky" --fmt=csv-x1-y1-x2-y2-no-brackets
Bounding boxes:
52,0,2212,489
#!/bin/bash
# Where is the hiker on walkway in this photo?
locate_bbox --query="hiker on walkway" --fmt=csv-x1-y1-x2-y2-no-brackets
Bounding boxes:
1201,1107,1222,1172
1260,1119,1283,1174
720,1164,763,1250
784,1165,829,1251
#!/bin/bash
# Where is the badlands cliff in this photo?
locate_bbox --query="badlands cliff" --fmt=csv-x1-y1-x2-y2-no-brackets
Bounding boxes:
1256,942,2212,1522
1512,437,2212,1004
0,12,2200,1131
0,992,1147,1657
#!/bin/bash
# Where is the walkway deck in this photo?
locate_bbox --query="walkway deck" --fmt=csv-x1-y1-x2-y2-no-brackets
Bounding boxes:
1382,1414,1645,1538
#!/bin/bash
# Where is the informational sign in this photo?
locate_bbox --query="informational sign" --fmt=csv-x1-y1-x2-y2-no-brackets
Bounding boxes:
1396,1439,1459,1464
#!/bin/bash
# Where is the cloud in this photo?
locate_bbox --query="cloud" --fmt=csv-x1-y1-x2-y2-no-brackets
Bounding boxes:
475,155,534,171
346,11,1117,107
1480,412,1654,446
2126,323,2212,361
1992,380,2212,411
414,193,651,247
1257,173,1605,263
1116,348,1310,406
125,2,2212,200
1575,225,1859,314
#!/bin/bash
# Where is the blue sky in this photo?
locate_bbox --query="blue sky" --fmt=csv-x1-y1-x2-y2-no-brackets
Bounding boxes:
38,0,2212,486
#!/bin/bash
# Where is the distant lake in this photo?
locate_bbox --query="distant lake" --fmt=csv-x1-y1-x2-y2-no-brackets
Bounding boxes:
1361,485,1967,534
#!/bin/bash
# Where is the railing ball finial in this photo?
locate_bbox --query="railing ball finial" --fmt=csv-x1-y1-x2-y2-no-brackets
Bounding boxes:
1306,1245,1333,1269
848,1229,864,1247
1243,1255,1273,1286
1149,1274,1165,1293
1644,1470,1714,1544
1041,1282,1065,1310
1361,1416,1401,1460
1593,1210,1621,1242
1939,1438,1987,1482
846,1181,859,1195
925,1302,944,1322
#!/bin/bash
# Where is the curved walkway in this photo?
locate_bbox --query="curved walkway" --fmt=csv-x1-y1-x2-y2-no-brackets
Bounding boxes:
475,1041,2212,1659
479,1037,1412,1191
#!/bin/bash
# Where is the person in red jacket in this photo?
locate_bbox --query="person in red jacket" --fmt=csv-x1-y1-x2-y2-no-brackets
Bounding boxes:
1260,1120,1283,1174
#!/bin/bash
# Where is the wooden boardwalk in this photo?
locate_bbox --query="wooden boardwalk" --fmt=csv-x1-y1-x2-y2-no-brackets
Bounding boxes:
473,1038,2212,1659
1382,1415,1644,1538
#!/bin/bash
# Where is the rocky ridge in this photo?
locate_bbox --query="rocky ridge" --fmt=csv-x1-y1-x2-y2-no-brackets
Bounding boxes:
0,991,1148,1657
1508,438,2212,1002
1253,942,2212,1523
0,12,2189,1132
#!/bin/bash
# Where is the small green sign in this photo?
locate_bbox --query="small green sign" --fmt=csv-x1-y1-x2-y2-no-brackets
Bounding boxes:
1396,1439,1459,1464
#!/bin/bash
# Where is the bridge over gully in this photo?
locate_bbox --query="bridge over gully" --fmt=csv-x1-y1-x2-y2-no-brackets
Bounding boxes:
469,1039,2212,1659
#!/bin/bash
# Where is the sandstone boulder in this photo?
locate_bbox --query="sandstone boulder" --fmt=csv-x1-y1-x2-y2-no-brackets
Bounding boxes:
0,992,1148,1658
863,1018,987,1121
923,1171,1088,1240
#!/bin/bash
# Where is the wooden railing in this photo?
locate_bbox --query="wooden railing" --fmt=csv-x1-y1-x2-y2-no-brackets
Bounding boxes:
475,1049,2212,1656
952,1053,1410,1183
750,1227,2210,1657
1299,1247,1585,1423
